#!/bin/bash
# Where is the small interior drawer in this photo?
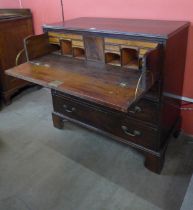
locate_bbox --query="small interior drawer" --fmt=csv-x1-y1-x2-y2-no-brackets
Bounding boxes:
104,38,158,49
49,37,60,44
48,32,83,40
72,40,84,47
105,44,120,52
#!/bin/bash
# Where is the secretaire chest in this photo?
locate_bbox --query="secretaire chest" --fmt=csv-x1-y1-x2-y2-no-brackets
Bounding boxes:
6,17,189,173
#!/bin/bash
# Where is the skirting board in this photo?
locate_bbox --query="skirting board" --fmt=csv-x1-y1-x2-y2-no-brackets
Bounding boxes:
164,92,193,103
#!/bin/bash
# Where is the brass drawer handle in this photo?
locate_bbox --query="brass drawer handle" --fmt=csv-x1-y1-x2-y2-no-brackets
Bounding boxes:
121,125,141,137
129,106,142,114
63,104,76,113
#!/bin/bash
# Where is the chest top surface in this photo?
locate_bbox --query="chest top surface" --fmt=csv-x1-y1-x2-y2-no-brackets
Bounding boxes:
43,17,189,39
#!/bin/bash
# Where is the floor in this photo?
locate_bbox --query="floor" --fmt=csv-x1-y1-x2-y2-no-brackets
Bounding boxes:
181,173,193,210
0,87,193,210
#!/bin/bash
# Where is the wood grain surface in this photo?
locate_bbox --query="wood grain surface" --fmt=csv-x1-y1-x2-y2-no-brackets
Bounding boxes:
6,54,148,112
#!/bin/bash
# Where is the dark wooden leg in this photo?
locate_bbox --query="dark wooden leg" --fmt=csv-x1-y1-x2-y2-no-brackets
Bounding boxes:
173,130,181,138
173,117,181,138
52,112,64,129
2,94,12,105
144,152,165,174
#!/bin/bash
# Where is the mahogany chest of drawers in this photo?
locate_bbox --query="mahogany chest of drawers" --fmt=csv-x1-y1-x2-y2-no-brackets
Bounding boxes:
6,17,189,173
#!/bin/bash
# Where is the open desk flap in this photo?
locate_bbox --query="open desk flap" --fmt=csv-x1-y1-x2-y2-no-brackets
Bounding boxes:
6,54,156,112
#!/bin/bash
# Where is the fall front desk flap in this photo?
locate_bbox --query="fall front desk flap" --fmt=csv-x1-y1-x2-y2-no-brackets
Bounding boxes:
6,53,155,112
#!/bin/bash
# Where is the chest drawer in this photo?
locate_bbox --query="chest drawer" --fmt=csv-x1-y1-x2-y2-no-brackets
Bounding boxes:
52,92,158,150
127,99,159,126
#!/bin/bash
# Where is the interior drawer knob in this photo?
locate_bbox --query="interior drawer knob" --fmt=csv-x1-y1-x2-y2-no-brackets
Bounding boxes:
63,104,76,113
129,106,142,114
121,125,141,137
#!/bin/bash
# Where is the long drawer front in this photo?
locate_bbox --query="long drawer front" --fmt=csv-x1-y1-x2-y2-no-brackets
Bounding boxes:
52,92,158,150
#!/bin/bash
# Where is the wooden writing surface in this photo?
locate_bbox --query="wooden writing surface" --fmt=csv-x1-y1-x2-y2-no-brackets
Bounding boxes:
6,54,147,112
